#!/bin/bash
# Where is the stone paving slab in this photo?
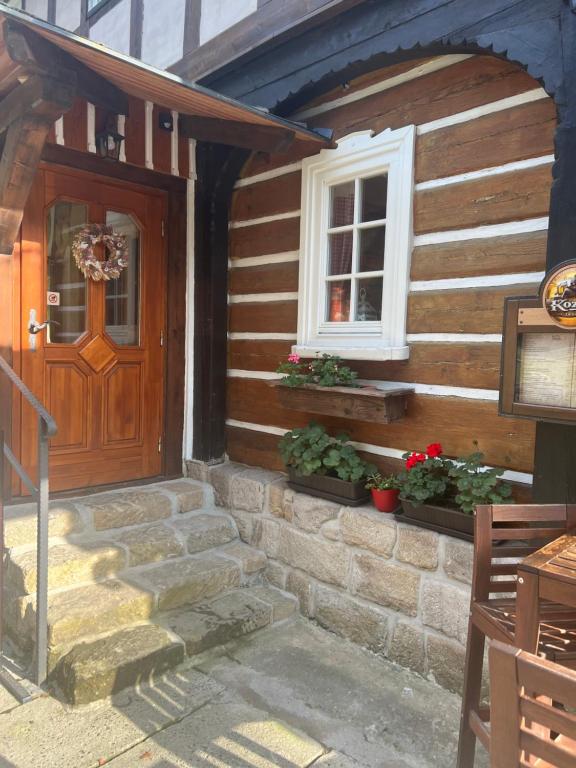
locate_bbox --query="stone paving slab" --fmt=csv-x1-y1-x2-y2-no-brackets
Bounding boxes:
106,693,325,768
0,618,489,768
84,490,173,531
197,619,477,768
117,523,184,567
0,666,224,768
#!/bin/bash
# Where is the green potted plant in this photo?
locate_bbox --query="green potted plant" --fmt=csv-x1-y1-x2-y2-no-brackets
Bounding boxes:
278,422,376,505
365,472,401,513
396,442,513,540
269,353,412,425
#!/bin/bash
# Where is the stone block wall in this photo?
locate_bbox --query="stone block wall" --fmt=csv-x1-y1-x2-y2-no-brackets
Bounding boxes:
187,460,474,694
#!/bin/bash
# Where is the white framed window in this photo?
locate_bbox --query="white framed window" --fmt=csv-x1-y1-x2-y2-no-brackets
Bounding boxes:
294,126,415,361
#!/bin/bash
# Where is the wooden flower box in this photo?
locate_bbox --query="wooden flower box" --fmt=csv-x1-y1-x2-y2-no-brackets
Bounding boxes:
287,468,369,506
268,381,413,424
395,499,474,542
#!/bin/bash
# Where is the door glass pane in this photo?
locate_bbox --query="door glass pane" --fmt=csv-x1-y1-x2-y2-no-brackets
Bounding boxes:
355,278,383,321
326,280,351,322
360,175,387,222
46,201,88,344
358,227,386,273
330,181,355,227
105,211,140,346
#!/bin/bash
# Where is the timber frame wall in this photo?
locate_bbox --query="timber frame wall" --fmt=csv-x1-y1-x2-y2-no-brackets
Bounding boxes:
225,53,555,490
193,0,576,503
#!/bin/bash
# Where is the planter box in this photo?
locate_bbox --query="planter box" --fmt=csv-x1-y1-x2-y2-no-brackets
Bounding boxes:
268,381,412,424
395,499,474,541
287,468,369,506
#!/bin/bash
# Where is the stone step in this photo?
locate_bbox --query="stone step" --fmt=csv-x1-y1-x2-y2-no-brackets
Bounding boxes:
52,623,185,706
172,513,238,554
11,578,155,650
51,586,297,704
131,554,242,612
6,540,127,595
4,500,83,549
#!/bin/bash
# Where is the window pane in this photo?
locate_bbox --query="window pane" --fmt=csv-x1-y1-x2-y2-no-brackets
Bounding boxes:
46,201,88,344
328,231,353,275
326,280,351,322
355,278,382,321
105,211,140,346
330,181,355,227
358,226,385,273
361,175,387,222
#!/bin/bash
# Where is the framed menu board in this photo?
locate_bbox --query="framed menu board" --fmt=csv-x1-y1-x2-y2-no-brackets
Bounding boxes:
500,293,576,423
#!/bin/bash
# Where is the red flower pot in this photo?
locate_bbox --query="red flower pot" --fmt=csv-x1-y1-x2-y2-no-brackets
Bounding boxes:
371,488,400,513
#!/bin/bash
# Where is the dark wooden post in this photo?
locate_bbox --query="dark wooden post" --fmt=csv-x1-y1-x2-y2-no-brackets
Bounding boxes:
192,143,248,462
533,5,576,502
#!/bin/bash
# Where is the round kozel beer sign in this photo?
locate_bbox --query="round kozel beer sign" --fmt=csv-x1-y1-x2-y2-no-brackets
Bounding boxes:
542,262,576,328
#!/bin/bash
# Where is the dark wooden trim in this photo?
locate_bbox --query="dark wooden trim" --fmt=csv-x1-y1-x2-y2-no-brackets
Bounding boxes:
200,0,563,113
47,0,56,25
164,186,187,477
172,0,365,82
193,143,248,462
41,144,186,193
5,22,129,115
180,115,294,152
183,0,201,57
129,0,144,59
533,5,576,503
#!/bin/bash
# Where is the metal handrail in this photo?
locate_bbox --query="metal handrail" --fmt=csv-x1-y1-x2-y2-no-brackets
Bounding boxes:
0,354,57,698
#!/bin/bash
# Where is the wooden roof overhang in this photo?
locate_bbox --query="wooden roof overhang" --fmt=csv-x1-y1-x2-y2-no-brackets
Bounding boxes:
0,5,331,155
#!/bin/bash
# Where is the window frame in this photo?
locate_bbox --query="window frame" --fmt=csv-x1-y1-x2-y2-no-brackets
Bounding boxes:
294,126,415,361
86,0,113,18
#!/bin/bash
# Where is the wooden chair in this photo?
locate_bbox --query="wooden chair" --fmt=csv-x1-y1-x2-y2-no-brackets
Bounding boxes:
457,504,576,768
489,640,576,768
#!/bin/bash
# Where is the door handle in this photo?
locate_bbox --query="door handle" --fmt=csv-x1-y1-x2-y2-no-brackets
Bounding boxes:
28,309,60,350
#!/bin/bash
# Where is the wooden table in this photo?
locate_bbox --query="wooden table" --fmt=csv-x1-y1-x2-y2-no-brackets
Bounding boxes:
515,533,576,653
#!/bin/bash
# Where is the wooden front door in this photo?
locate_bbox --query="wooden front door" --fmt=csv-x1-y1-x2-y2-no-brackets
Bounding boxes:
18,166,166,492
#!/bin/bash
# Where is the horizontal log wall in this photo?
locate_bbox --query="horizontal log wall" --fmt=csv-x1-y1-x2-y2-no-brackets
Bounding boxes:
227,54,557,485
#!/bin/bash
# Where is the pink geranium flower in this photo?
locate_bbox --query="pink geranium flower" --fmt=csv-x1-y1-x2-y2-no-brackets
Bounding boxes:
287,353,301,364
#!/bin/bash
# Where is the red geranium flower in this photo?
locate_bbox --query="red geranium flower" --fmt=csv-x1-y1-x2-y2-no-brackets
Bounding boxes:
406,451,427,470
426,442,443,458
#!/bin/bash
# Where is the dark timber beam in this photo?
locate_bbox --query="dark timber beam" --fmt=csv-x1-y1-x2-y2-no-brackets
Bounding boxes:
193,143,248,462
0,73,75,136
533,4,576,503
180,115,294,153
4,21,129,115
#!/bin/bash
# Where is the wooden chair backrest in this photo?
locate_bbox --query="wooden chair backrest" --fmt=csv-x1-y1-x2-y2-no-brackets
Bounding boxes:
489,640,576,768
472,505,576,602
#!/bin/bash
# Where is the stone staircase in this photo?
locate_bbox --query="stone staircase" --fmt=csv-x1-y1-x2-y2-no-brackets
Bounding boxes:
2,478,296,705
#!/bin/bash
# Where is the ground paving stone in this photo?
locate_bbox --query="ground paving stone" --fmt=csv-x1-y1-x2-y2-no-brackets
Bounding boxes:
0,618,486,768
